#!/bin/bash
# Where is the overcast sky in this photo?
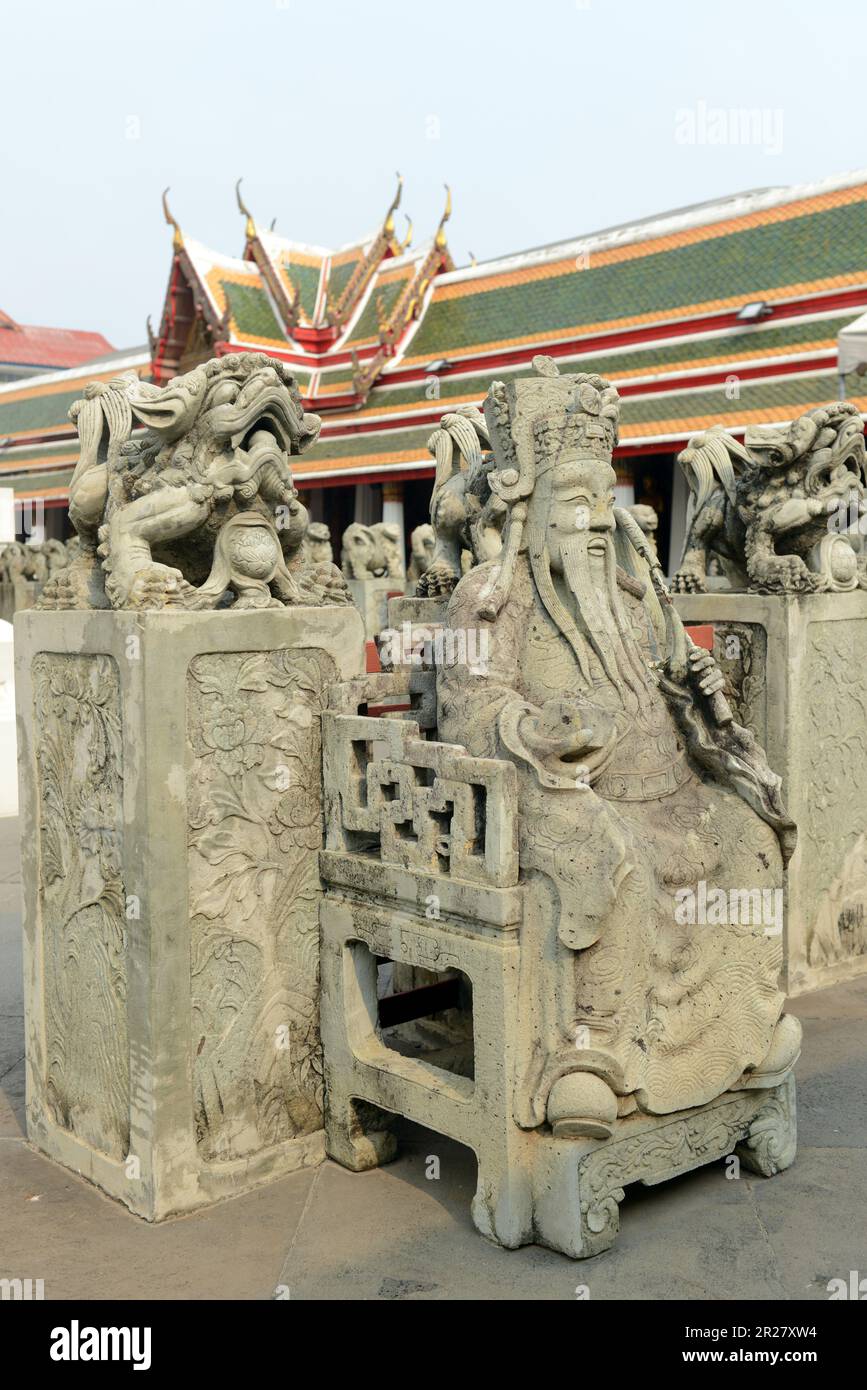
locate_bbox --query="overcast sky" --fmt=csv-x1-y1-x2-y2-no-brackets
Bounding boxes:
3,0,865,348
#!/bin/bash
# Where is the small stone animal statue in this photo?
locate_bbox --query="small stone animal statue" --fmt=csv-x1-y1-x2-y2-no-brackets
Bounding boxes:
302,521,333,567
626,503,659,561
37,353,349,611
672,403,867,593
341,521,405,579
407,524,435,585
0,539,71,586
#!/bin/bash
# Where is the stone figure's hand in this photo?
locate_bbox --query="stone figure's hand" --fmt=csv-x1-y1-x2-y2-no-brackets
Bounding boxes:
515,698,618,783
520,700,596,759
687,646,725,697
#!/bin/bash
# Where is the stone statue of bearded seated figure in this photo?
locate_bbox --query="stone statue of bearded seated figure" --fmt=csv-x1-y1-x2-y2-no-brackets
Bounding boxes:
433,361,801,1139
321,360,800,1256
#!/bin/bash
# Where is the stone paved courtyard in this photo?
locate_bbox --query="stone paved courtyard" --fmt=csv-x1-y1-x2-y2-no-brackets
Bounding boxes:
1,814,864,1302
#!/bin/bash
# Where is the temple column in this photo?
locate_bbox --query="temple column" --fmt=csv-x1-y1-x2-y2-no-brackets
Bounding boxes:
353,482,379,526
382,479,405,560
0,487,14,542
614,465,635,511
305,486,326,524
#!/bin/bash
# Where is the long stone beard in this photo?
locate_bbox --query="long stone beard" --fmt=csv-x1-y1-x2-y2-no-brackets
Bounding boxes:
557,532,648,701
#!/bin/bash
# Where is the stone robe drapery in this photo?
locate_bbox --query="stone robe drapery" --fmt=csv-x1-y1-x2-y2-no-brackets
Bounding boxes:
437,552,784,1125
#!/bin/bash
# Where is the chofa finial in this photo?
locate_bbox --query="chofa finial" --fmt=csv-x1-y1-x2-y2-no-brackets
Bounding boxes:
235,178,256,241
435,184,452,250
162,188,183,251
384,172,403,237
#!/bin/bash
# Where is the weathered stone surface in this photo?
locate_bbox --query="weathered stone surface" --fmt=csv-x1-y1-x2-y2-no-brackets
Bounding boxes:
301,522,333,568
319,359,800,1258
672,404,867,594
625,502,659,560
16,603,365,1219
406,524,435,586
416,406,504,598
0,620,17,816
676,588,867,994
340,522,405,580
0,541,73,620
0,582,38,625
339,521,407,633
36,354,349,613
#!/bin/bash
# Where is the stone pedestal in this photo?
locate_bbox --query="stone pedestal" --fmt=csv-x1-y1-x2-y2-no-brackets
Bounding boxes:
15,604,365,1219
0,580,40,625
347,577,406,638
0,620,16,816
675,590,867,994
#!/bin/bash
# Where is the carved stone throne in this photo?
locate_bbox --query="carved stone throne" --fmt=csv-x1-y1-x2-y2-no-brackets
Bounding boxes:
319,603,797,1260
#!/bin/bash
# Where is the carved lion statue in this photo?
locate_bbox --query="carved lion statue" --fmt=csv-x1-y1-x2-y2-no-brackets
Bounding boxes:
340,522,404,580
302,521,333,567
39,353,349,611
416,405,505,597
672,403,867,594
406,523,435,585
0,539,70,587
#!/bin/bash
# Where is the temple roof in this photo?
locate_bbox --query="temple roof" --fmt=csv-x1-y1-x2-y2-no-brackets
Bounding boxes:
149,178,453,401
3,170,867,502
0,349,150,499
0,312,113,372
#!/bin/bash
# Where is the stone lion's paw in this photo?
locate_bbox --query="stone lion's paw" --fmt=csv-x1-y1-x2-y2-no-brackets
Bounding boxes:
417,561,460,598
671,569,706,594
758,554,819,593
120,563,195,610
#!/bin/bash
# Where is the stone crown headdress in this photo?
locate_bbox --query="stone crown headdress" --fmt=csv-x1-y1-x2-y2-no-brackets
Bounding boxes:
483,356,620,506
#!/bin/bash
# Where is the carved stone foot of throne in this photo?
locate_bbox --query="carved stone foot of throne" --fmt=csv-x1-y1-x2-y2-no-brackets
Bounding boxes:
324,1092,397,1173
535,1077,797,1258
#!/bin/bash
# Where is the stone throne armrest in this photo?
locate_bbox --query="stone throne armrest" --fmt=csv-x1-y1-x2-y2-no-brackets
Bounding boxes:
320,677,520,928
322,710,517,882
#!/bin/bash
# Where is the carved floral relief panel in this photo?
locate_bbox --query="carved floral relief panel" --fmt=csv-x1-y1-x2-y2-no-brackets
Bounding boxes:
32,653,129,1159
711,622,768,743
186,647,335,1162
803,622,867,970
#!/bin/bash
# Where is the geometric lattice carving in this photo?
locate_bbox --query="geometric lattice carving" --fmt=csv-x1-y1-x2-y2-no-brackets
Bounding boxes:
322,711,518,887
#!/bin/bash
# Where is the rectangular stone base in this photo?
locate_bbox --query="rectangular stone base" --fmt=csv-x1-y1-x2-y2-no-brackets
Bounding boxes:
675,590,867,994
15,604,364,1219
346,578,406,637
0,580,40,625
